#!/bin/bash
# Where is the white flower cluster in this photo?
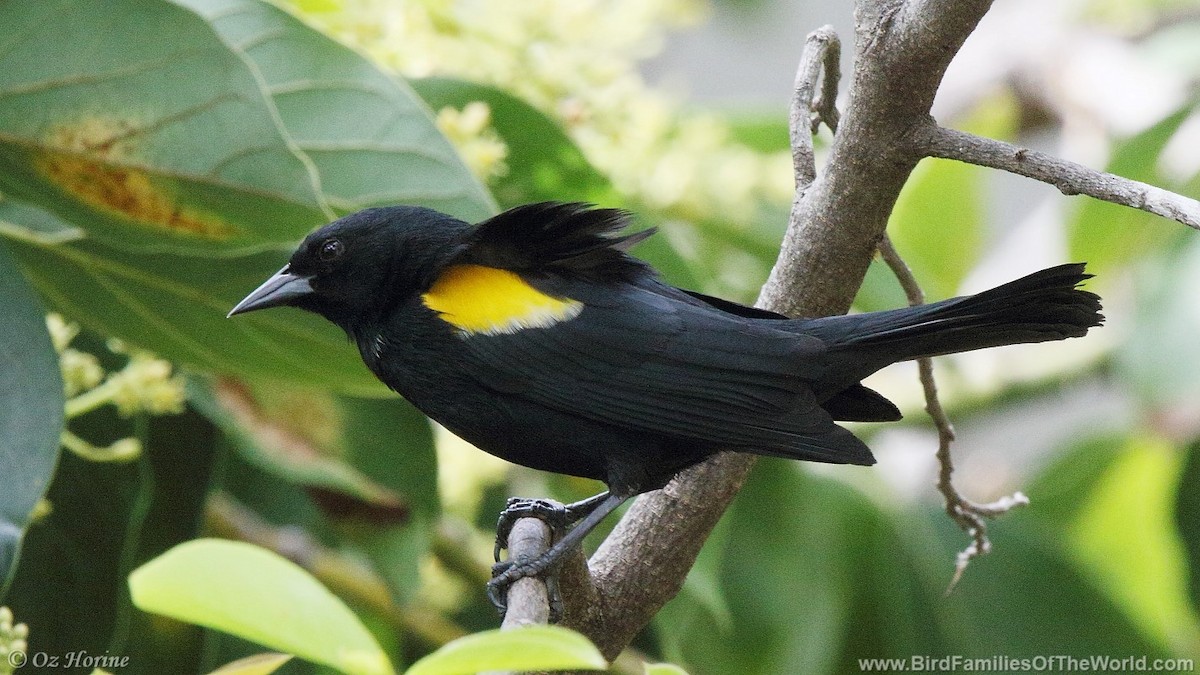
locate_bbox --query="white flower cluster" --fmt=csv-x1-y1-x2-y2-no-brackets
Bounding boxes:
288,0,794,224
46,314,185,462
0,607,27,675
435,101,508,181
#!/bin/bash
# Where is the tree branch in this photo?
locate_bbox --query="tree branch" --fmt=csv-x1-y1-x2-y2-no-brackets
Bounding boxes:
564,0,998,661
912,123,1200,230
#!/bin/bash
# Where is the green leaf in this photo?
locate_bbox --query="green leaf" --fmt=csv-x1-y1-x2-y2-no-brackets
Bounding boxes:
201,381,441,604
405,626,606,675
209,653,293,675
1,224,384,394
1068,105,1193,276
191,380,437,603
1067,437,1199,652
1118,237,1200,408
412,78,615,209
0,240,63,594
644,663,691,675
1177,440,1200,612
189,380,406,507
175,0,494,220
888,158,984,299
0,196,84,244
926,512,1171,659
0,0,330,254
335,395,439,603
129,538,394,675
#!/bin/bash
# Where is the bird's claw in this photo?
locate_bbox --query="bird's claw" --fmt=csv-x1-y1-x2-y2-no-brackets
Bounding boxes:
487,558,564,623
493,497,570,562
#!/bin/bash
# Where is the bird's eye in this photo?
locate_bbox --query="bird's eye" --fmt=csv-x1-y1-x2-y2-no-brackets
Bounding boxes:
319,238,344,261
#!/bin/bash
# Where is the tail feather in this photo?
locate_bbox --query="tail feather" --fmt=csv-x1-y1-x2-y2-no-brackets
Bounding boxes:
801,263,1103,387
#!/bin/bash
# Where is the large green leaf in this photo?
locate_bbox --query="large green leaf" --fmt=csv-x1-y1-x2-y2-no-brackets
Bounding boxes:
130,538,395,675
197,382,441,604
0,0,329,254
0,241,63,595
926,513,1171,659
405,626,605,675
176,0,494,220
2,220,384,394
1067,437,1199,654
0,195,83,244
888,155,985,299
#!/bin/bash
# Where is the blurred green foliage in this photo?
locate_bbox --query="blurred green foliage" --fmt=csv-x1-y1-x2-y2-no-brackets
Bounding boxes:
1,0,1199,673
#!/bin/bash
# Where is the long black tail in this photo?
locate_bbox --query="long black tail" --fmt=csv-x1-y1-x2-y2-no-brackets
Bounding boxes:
800,263,1103,390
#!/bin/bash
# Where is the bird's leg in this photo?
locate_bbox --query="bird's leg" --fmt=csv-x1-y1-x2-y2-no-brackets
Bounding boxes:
489,492,628,621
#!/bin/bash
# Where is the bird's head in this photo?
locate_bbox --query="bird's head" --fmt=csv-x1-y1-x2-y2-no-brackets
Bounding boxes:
228,206,470,330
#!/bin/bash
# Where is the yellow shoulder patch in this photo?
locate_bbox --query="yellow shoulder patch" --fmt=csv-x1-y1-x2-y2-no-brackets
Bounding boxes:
421,264,583,336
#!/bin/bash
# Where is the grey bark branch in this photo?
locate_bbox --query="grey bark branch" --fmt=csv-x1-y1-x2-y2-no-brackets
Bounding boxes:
563,0,998,661
913,123,1200,230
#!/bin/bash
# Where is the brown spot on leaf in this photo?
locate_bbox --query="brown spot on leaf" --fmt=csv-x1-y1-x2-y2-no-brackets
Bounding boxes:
35,117,235,239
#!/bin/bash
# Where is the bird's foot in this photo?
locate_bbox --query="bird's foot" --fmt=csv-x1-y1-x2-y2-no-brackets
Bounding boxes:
488,555,564,622
488,492,616,622
493,497,571,563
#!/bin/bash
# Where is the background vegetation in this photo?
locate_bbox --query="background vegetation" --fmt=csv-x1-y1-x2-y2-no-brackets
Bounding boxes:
1,0,1198,673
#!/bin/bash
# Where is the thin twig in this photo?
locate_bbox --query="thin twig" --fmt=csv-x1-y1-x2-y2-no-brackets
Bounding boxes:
913,123,1200,231
790,26,842,189
810,30,842,135
876,236,1029,592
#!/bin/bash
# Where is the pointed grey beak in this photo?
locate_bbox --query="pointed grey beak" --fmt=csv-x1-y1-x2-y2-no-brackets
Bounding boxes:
227,266,315,317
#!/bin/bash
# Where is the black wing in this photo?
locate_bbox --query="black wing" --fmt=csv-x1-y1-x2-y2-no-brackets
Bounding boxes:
460,202,655,283
455,278,876,465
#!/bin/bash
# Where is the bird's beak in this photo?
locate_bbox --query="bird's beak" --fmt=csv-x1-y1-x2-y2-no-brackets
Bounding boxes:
227,265,315,317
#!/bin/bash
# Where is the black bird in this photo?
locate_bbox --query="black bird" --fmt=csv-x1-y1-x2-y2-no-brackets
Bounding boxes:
228,202,1102,613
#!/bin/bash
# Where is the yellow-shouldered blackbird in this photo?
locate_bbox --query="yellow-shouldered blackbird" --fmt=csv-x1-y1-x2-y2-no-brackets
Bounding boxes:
229,202,1102,611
